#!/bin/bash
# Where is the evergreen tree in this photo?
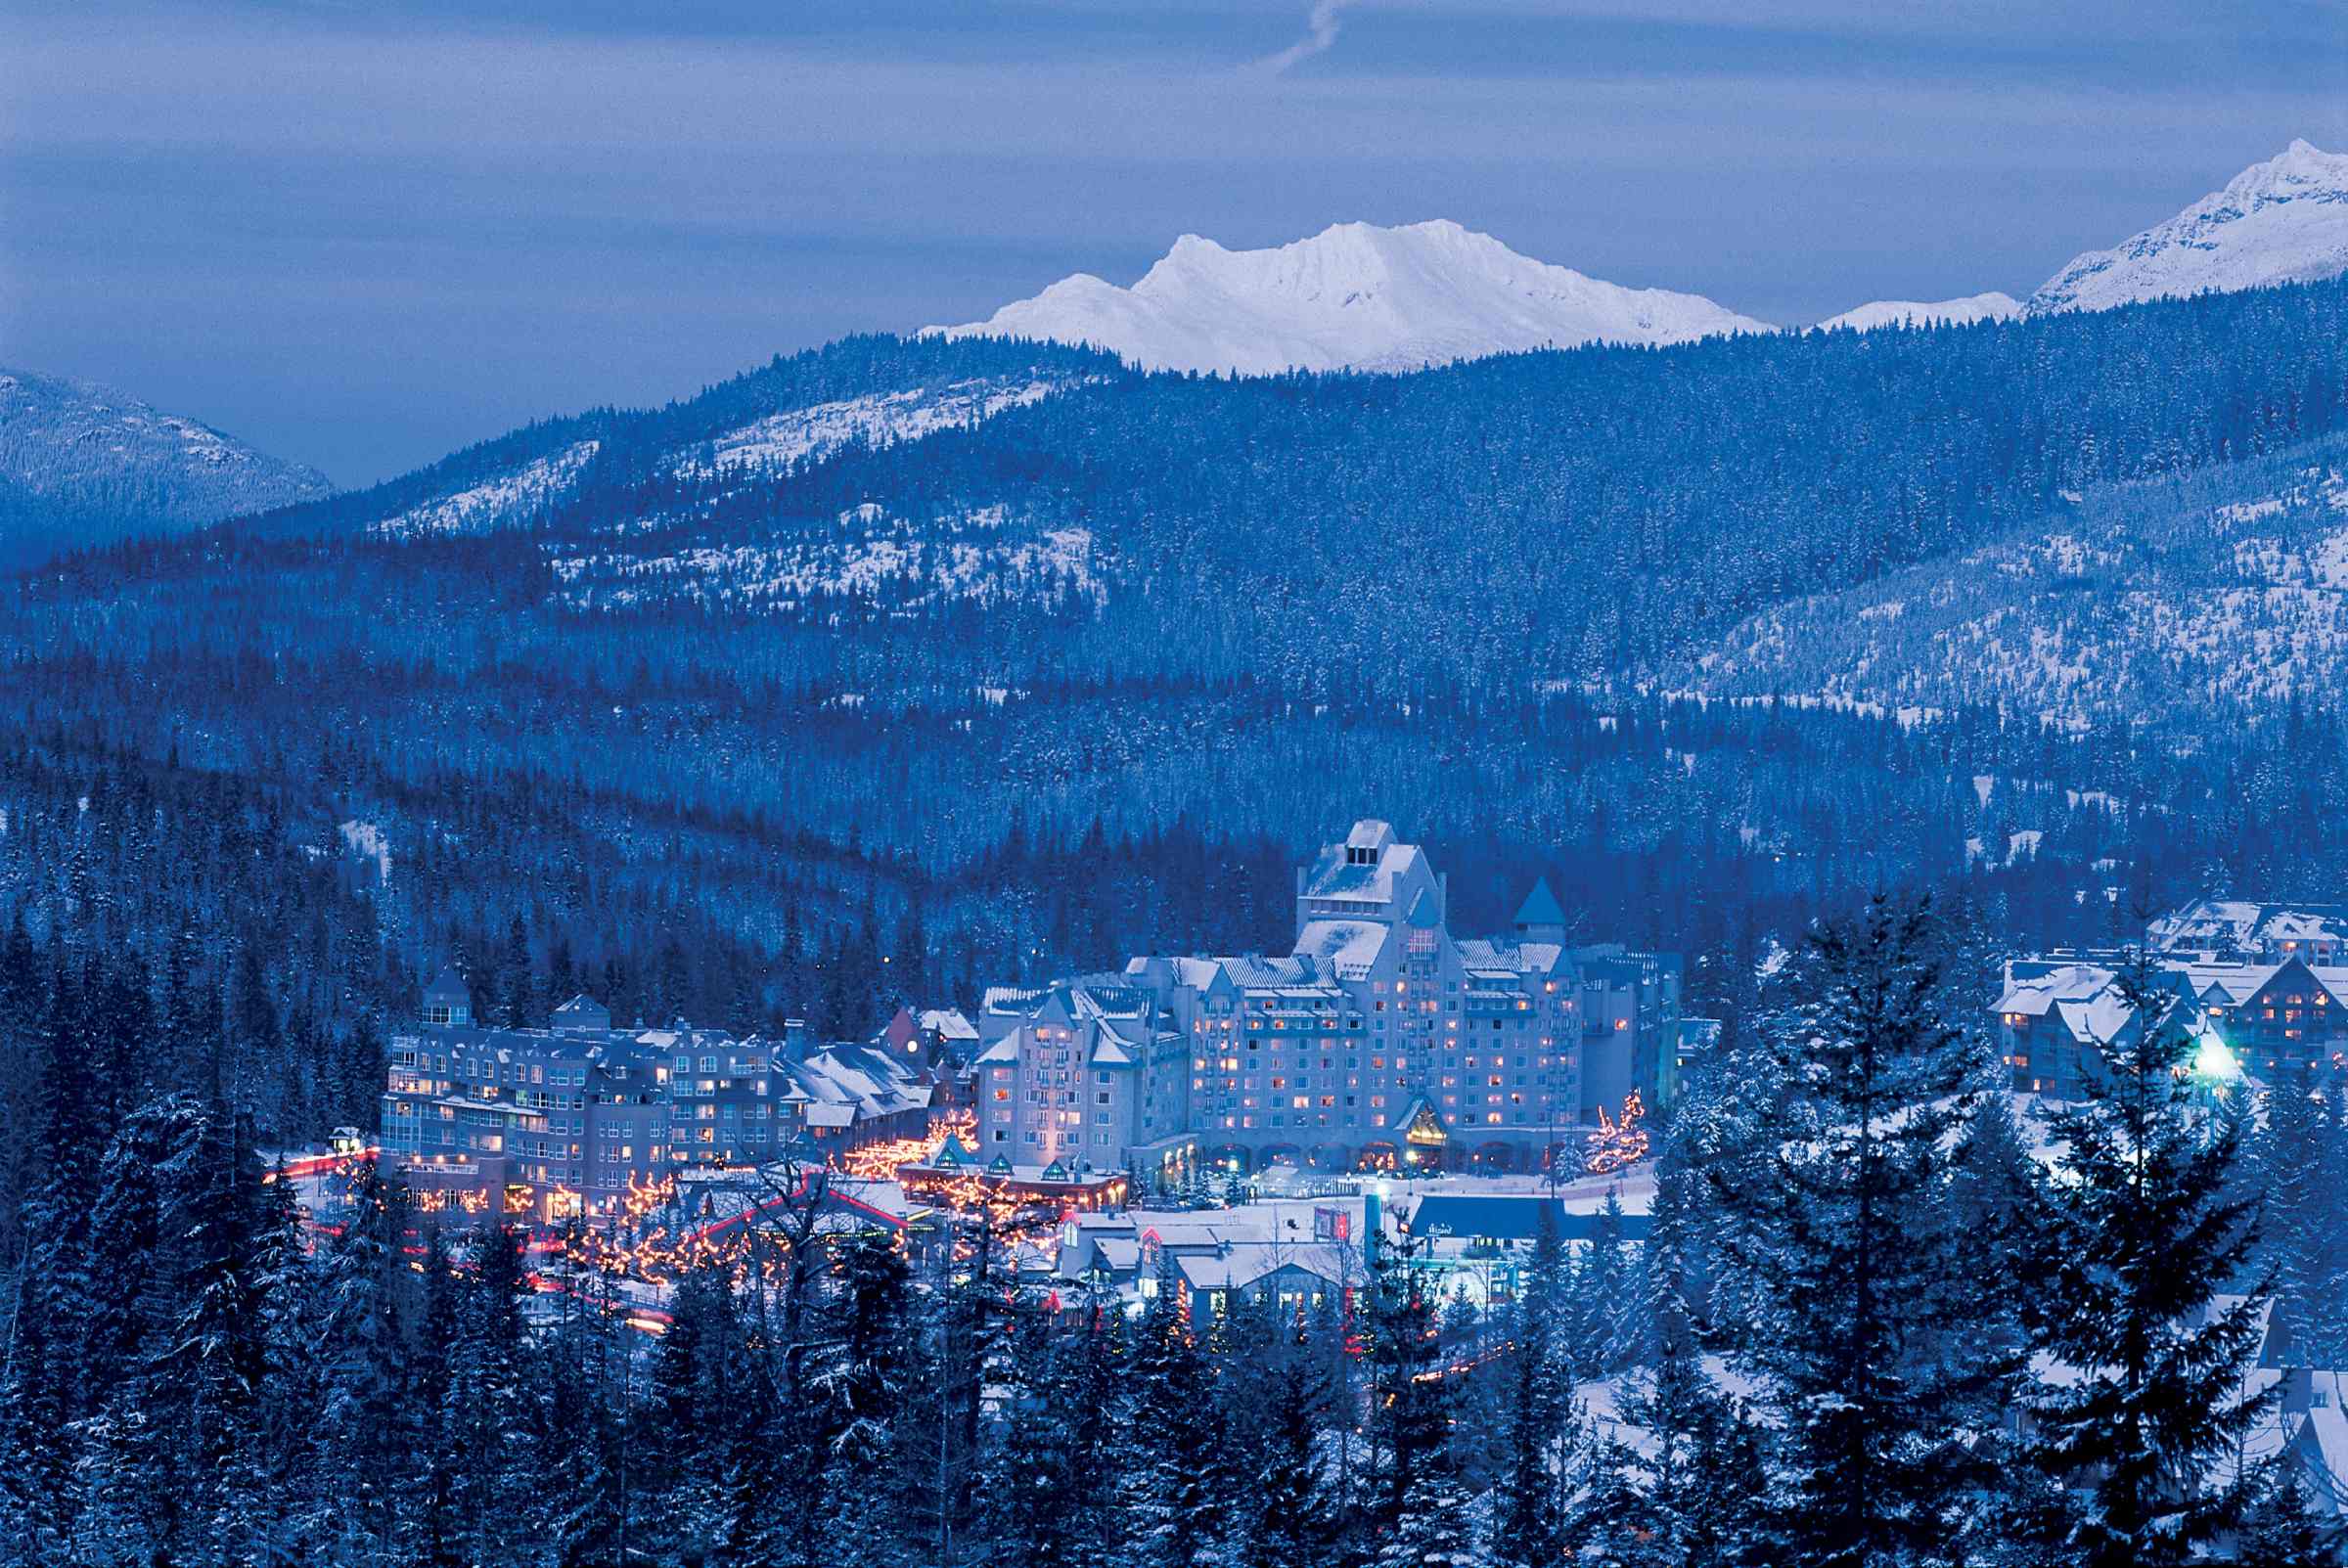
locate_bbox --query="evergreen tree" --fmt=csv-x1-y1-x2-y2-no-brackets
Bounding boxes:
157,1095,271,1568
58,1098,203,1567
1365,1232,1451,1527
1565,1191,1642,1378
1716,895,2012,1566
0,983,94,1556
2262,1065,2348,1372
2234,1461,2347,1568
1593,1312,1770,1568
543,1252,632,1568
983,1300,1086,1568
814,1228,915,1568
502,913,535,1029
412,1227,466,1568
1492,1203,1569,1568
650,1258,745,1567
2025,953,2276,1567
1242,1311,1338,1568
248,1155,320,1564
444,1227,536,1568
1115,1258,1222,1568
1373,1476,1490,1568
1063,1284,1132,1564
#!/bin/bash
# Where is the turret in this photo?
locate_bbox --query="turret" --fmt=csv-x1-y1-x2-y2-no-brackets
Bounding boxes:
1513,877,1567,944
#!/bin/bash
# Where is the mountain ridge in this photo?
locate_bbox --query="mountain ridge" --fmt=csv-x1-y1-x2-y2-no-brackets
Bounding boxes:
0,365,332,564
1669,429,2348,727
2031,139,2348,313
928,218,1772,374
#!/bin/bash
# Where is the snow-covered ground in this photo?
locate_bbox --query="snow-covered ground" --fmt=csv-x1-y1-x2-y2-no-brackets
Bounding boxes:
688,379,1061,475
369,379,1070,541
338,819,391,884
1681,450,2348,725
373,440,601,537
548,504,1106,614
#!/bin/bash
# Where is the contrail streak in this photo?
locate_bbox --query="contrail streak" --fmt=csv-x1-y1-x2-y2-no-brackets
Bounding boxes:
1248,0,1358,75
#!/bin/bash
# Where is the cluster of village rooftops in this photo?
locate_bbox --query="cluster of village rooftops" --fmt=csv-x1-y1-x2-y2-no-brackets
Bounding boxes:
380,821,1689,1221
1997,898,2348,1098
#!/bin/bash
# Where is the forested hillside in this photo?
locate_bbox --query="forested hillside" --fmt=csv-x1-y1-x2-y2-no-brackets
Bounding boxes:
0,367,332,565
8,284,2348,1145
1677,433,2348,722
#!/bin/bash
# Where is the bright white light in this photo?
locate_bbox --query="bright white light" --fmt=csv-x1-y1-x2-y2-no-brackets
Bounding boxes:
2192,1034,2240,1082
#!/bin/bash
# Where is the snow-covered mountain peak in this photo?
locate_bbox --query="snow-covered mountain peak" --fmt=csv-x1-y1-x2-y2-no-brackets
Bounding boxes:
2030,140,2348,314
1817,292,2023,333
929,220,1771,375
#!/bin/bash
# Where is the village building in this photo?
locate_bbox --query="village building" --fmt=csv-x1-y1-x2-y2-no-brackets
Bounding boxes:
381,974,937,1223
2148,898,2348,964
1996,939,2348,1098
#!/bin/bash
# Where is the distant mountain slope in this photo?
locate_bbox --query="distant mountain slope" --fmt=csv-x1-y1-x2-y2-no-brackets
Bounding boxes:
2032,140,2348,313
928,219,1772,374
1819,292,2021,332
239,335,1114,545
0,366,331,562
1671,431,2348,725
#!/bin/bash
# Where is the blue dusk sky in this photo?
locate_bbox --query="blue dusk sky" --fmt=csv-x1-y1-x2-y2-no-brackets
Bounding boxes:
6,0,2346,484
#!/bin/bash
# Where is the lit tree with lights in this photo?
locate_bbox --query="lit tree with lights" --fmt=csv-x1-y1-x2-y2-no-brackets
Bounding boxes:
1584,1089,1650,1177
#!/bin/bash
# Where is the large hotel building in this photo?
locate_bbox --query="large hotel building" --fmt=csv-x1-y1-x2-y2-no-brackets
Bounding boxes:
974,820,1682,1180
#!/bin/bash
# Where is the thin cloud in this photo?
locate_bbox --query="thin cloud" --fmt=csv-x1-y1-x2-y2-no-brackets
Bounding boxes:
1248,0,1358,75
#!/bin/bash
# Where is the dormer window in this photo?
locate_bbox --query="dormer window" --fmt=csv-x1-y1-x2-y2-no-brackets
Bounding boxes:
1347,845,1375,866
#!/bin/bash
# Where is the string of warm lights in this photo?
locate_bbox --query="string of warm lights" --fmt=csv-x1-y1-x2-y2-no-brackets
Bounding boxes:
914,1172,1070,1261
835,1107,978,1181
415,1186,492,1215
1583,1088,1649,1175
